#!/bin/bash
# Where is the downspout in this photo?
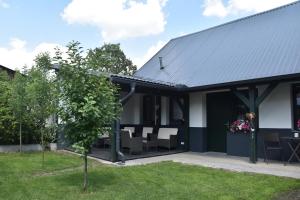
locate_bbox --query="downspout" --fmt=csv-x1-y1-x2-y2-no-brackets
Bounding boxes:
115,82,136,163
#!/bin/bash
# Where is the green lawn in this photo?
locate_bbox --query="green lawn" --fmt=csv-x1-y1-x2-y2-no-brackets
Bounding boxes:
0,152,299,200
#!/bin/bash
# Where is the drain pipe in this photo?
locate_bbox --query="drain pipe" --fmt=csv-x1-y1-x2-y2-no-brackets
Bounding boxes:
116,82,136,163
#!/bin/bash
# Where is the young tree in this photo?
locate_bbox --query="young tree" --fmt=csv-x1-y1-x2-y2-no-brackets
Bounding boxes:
10,71,27,152
26,53,56,166
56,41,121,191
86,43,137,75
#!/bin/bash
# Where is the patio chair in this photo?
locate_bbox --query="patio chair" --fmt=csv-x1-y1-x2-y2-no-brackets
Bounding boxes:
157,128,178,150
123,127,135,137
141,127,158,151
93,131,110,148
142,127,154,140
263,133,284,164
121,129,142,154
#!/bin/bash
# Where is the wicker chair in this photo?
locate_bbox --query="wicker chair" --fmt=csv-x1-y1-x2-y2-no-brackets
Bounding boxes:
157,128,178,150
141,127,158,151
263,133,284,164
121,129,142,154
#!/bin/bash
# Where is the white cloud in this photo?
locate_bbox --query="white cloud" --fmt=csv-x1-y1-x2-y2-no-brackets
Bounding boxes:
133,40,166,69
0,38,64,70
62,0,167,41
203,0,297,18
0,0,9,8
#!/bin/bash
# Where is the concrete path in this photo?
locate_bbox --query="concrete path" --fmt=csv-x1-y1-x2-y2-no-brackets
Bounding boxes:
123,152,300,179
63,150,300,179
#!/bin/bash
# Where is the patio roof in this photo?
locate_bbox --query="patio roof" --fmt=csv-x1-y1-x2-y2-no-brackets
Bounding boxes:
110,74,187,90
135,1,300,89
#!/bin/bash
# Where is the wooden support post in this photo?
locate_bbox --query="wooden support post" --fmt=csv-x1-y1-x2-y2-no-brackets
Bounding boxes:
183,95,190,151
249,86,257,163
111,121,117,162
232,83,277,164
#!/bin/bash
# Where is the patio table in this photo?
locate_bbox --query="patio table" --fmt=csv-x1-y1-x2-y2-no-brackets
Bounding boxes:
281,137,300,164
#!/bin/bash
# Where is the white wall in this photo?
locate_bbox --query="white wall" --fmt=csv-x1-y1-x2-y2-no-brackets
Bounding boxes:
120,94,141,124
161,96,169,125
189,92,206,127
258,83,292,129
187,83,293,129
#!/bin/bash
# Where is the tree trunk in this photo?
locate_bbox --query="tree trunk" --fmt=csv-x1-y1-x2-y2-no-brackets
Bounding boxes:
83,153,88,191
19,122,22,153
41,127,44,168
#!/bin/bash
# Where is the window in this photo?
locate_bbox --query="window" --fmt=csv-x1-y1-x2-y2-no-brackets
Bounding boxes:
292,84,300,130
169,98,183,125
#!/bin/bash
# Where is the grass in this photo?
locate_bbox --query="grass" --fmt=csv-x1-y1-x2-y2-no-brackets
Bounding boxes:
0,152,299,200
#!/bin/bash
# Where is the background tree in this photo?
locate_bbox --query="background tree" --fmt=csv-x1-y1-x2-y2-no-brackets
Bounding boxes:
10,71,28,152
86,43,137,75
56,41,121,191
26,53,56,166
0,71,17,145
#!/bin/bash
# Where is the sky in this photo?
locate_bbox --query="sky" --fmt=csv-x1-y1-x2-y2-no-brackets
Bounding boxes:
0,0,297,70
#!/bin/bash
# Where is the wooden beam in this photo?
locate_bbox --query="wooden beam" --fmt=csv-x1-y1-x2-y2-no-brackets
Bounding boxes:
232,88,250,108
255,83,278,107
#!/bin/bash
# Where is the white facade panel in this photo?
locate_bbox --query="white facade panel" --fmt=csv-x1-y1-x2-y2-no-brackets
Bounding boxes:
189,92,206,127
161,96,169,125
258,83,292,129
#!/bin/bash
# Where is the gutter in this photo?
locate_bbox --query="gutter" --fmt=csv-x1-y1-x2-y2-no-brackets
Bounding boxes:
115,82,136,163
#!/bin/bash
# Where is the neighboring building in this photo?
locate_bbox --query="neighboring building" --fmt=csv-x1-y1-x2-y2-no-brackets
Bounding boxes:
0,65,15,78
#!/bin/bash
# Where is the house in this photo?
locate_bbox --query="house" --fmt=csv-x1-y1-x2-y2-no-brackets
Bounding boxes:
0,65,15,78
93,1,300,163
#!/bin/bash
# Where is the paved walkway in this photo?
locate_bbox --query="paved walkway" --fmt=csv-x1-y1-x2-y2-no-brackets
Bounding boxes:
63,150,300,179
123,152,300,179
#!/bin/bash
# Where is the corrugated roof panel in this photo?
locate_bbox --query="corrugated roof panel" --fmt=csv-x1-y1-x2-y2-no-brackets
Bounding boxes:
135,1,300,88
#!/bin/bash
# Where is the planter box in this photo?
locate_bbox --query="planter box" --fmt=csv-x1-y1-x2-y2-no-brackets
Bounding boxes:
226,132,250,157
0,144,42,152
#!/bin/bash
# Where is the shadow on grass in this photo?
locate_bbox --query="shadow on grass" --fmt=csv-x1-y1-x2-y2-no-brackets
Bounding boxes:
53,169,118,191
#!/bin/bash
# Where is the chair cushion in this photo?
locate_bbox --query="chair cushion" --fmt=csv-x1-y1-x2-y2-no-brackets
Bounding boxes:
122,129,133,138
158,128,178,140
142,127,153,138
123,127,135,138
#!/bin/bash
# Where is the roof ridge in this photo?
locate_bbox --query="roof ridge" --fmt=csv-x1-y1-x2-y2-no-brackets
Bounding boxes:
171,0,300,41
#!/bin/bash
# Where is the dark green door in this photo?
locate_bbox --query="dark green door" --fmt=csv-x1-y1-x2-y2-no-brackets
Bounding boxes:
207,92,234,152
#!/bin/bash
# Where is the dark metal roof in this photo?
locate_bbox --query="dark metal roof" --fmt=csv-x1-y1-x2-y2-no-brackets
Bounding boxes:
0,65,15,73
110,74,184,90
135,1,300,88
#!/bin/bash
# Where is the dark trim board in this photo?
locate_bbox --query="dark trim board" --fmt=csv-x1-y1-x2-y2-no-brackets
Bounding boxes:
189,127,207,152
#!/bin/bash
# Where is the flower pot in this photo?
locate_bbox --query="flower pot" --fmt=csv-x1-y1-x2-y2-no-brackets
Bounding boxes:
50,143,57,151
226,132,250,157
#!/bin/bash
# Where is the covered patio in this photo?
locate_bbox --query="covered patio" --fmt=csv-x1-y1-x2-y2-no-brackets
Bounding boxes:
90,74,190,162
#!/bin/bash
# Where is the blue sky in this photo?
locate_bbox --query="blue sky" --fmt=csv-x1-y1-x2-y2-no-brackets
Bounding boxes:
0,0,296,70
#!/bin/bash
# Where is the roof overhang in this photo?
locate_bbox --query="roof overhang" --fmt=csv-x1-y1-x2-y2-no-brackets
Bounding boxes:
184,73,300,92
110,74,187,92
112,72,300,93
